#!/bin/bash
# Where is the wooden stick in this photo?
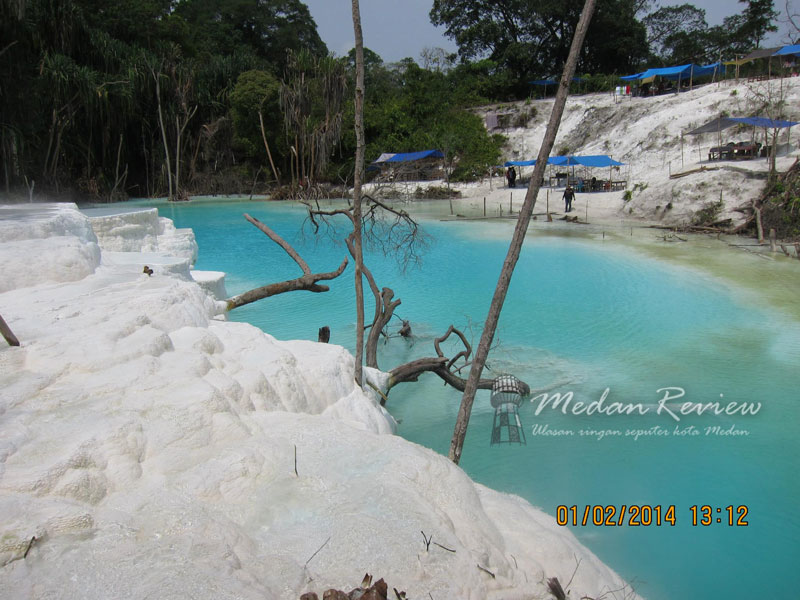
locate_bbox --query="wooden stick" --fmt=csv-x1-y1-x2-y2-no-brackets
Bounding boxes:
0,314,20,346
476,564,496,579
23,536,36,558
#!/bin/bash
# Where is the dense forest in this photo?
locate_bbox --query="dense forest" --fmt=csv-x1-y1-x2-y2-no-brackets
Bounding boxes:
0,0,788,200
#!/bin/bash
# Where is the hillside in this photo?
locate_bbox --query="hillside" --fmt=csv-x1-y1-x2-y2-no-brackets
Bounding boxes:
459,77,800,229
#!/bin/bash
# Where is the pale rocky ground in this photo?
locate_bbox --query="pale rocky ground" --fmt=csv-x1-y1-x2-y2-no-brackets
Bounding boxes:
0,204,639,599
373,77,800,228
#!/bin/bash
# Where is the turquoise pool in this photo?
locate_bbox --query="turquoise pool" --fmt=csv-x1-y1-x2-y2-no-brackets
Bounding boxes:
144,198,799,600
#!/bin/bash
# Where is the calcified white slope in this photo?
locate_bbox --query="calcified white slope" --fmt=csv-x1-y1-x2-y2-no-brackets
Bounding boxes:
0,204,637,599
451,77,800,225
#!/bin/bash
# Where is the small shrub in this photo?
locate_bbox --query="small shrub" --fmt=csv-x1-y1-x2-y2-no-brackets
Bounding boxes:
666,202,673,210
692,199,724,226
730,89,738,96
623,190,633,201
514,109,532,128
414,185,461,199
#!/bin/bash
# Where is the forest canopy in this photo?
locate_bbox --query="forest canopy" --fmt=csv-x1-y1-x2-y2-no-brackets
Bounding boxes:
0,0,788,200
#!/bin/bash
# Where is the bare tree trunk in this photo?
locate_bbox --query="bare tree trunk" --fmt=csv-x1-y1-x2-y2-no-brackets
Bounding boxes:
154,71,173,200
448,0,597,465
174,106,197,201
175,116,182,199
351,0,367,386
259,111,282,186
753,202,764,243
110,133,128,201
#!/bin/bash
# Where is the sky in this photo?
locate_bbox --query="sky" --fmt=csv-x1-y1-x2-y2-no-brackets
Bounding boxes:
301,0,795,64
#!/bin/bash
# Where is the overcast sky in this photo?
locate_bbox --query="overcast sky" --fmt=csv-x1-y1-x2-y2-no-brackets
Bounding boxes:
302,1,795,64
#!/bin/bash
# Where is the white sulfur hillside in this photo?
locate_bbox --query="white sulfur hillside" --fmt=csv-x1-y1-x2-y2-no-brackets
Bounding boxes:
446,77,800,226
0,204,638,599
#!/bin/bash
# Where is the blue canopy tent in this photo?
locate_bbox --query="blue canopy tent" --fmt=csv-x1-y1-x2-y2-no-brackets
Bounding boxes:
504,155,625,167
774,44,800,57
378,149,444,162
371,149,445,180
687,116,799,161
621,63,723,92
687,117,799,136
728,45,800,79
503,155,626,190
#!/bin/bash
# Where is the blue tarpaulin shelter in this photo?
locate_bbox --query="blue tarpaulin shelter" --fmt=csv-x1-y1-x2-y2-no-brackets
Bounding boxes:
504,155,625,167
376,149,444,163
621,63,721,82
687,117,798,135
774,44,800,56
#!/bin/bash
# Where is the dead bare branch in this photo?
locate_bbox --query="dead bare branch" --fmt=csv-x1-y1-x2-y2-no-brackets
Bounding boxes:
384,324,525,395
225,215,349,311
244,213,311,274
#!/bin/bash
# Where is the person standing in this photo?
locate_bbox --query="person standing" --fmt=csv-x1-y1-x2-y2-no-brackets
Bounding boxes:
506,166,517,188
563,185,575,212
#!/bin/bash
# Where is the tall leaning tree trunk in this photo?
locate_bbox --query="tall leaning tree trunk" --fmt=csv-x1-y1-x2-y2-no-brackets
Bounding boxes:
351,0,366,386
259,111,282,186
448,0,597,465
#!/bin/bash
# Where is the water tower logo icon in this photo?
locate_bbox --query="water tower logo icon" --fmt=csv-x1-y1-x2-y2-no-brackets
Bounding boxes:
490,375,527,445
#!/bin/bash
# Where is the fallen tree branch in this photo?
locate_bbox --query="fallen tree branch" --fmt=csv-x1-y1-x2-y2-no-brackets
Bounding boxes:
225,214,348,310
385,326,529,395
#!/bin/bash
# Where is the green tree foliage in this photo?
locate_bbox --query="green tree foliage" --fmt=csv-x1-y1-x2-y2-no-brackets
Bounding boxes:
643,0,779,65
280,49,348,186
174,0,327,69
229,69,282,160
430,0,649,93
737,0,779,49
0,0,325,198
644,4,709,64
335,57,504,184
1,0,782,199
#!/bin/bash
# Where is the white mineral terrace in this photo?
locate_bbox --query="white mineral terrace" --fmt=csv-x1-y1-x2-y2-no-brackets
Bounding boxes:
0,203,638,599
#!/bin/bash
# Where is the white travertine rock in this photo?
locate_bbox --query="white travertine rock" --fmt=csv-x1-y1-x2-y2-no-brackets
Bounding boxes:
0,203,637,600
